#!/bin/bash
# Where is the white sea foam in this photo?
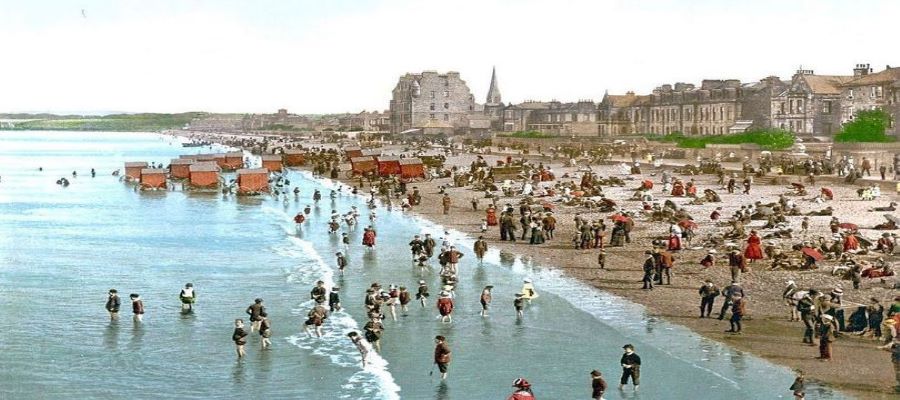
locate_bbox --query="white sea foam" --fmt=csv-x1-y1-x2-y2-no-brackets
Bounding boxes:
262,204,401,400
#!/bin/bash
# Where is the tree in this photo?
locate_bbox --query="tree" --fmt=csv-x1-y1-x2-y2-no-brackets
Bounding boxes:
835,109,894,142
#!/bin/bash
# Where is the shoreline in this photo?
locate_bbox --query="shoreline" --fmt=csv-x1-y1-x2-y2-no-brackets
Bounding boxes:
172,130,897,398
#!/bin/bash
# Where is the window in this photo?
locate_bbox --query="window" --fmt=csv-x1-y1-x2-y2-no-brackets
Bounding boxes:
444,114,449,121
789,100,794,113
430,103,435,111
823,101,832,114
871,86,877,98
444,103,449,109
797,100,803,113
779,102,785,114
848,89,854,98
431,91,435,99
875,86,883,98
443,91,450,97
429,113,435,119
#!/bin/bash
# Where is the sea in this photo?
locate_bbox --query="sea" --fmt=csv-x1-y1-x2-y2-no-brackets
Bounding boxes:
0,131,849,399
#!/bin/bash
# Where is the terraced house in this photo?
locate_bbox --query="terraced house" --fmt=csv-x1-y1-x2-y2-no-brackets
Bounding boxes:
839,64,900,136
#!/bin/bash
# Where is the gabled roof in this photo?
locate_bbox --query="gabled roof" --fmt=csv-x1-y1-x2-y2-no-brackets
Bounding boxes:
236,168,269,175
604,94,641,107
124,162,148,167
843,67,900,86
189,162,220,172
140,168,166,174
170,158,195,165
802,75,854,95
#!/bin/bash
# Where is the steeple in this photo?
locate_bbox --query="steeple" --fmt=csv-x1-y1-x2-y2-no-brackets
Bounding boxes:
486,66,501,106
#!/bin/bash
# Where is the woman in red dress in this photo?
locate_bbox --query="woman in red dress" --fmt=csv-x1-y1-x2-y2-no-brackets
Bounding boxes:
486,206,498,226
744,230,763,262
843,233,859,252
362,227,377,248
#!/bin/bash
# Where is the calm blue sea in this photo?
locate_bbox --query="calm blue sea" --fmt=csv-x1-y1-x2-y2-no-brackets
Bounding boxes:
0,131,848,399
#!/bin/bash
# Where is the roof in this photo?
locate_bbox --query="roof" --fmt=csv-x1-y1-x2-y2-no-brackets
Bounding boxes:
225,151,243,157
189,162,220,172
236,168,269,175
513,101,551,110
377,155,401,162
178,154,197,159
802,75,854,95
361,149,382,156
344,146,362,151
170,158,195,165
140,168,166,174
843,67,900,86
283,149,305,155
604,94,645,107
350,156,376,163
261,154,281,161
124,162,148,167
399,157,423,165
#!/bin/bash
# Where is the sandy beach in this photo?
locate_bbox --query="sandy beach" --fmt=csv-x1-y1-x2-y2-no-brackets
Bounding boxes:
178,130,898,398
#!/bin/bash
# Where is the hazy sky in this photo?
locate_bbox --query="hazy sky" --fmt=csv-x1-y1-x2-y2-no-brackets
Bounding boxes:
1,0,897,114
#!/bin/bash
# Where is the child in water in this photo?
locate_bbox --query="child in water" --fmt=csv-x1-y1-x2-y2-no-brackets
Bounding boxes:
329,287,342,312
416,280,430,308
347,331,369,368
259,315,272,350
130,293,144,322
232,319,248,358
514,293,525,318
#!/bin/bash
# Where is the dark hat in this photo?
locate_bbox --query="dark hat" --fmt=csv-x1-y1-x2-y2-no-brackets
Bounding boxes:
623,344,634,350
108,289,117,293
255,298,263,303
591,370,602,377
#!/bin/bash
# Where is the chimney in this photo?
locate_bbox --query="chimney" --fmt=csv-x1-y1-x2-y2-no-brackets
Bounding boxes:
626,91,635,96
853,63,871,77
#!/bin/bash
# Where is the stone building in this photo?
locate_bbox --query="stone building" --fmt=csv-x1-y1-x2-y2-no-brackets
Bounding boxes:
339,111,391,132
389,71,476,134
839,64,900,135
243,109,310,130
483,67,505,131
770,69,852,136
598,77,787,137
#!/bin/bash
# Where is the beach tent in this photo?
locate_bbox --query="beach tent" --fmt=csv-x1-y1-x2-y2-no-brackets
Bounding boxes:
224,152,244,170
261,155,283,172
124,162,148,181
282,149,306,166
139,168,167,189
188,162,220,188
344,146,363,160
236,168,270,194
399,158,425,179
169,158,194,179
376,156,402,177
349,156,377,177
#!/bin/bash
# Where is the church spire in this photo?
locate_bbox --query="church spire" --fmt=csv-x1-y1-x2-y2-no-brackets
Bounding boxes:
486,66,501,106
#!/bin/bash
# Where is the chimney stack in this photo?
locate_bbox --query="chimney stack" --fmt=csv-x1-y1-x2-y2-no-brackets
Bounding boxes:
853,63,872,77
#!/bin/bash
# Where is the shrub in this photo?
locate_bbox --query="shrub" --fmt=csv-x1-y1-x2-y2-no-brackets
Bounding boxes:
834,109,894,142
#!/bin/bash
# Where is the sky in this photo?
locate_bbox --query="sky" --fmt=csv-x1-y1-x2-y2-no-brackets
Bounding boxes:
1,0,898,115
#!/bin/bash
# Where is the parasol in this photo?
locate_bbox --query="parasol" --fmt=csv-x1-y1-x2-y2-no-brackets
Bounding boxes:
838,223,858,230
885,214,900,225
801,247,824,261
610,215,628,223
541,202,555,210
642,180,653,189
678,219,698,229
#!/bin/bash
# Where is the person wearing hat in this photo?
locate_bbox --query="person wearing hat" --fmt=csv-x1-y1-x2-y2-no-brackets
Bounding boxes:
310,280,327,302
304,298,329,338
641,250,656,290
877,232,895,254
618,344,641,391
423,233,436,258
827,286,845,331
341,232,350,251
728,249,746,283
473,236,488,263
726,295,746,334
232,319,248,358
698,279,720,318
797,291,817,344
363,314,384,353
433,335,452,380
441,193,451,215
245,298,266,332
782,280,800,321
718,282,744,320
105,289,121,320
179,283,196,312
437,291,454,323
480,285,493,317
130,293,144,322
409,235,424,261
590,370,607,400
336,252,348,276
416,280,430,308
817,313,836,360
507,378,535,400
329,286,342,312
